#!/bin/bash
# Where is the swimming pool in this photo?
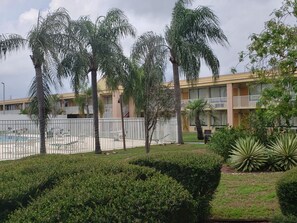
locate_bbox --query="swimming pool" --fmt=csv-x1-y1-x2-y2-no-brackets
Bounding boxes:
0,135,30,143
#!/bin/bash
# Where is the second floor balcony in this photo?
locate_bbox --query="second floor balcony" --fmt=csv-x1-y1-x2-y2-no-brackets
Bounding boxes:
182,95,261,110
233,95,260,108
182,97,227,109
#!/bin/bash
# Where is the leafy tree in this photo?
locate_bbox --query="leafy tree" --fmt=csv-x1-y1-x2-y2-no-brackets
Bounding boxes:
165,0,228,144
0,9,70,154
125,32,175,153
186,99,209,140
74,85,92,118
59,9,135,154
244,0,297,129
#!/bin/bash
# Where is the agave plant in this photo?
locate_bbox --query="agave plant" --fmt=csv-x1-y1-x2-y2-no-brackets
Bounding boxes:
268,134,297,171
230,137,268,172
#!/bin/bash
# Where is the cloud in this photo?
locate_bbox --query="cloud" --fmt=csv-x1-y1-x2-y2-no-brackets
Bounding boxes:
0,0,286,98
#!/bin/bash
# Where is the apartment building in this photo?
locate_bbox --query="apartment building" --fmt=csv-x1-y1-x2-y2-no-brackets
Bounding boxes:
0,72,264,131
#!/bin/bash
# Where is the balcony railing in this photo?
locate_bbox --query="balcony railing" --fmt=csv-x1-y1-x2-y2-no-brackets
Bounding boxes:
233,95,260,108
64,105,94,114
182,97,227,109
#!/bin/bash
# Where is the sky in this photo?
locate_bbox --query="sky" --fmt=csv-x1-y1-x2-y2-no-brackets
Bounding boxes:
0,0,284,100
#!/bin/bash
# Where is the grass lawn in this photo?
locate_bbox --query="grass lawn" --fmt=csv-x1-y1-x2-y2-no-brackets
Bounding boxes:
1,143,283,220
183,131,202,142
211,171,283,220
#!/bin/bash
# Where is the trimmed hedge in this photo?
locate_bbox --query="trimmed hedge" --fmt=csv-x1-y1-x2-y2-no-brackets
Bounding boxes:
130,152,223,221
272,214,297,223
276,167,297,217
2,155,197,223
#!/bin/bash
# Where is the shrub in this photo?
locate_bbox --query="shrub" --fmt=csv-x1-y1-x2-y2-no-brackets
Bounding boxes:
130,152,223,222
3,156,197,223
268,134,297,171
209,127,246,161
230,137,268,172
272,214,297,223
276,167,297,217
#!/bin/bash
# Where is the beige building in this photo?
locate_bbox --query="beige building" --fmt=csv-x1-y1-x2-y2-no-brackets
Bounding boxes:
0,72,267,131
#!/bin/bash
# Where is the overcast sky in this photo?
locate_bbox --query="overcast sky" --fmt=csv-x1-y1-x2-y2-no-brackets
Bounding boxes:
0,0,283,100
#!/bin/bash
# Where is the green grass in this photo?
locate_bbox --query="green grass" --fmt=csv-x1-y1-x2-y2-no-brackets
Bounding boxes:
211,172,283,220
1,144,283,220
183,131,202,142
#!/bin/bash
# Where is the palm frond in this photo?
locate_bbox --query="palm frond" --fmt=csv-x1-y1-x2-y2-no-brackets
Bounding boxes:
0,34,26,58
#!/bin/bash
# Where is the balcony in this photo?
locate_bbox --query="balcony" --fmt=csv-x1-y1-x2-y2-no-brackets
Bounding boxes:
233,95,260,108
182,97,227,109
64,105,94,114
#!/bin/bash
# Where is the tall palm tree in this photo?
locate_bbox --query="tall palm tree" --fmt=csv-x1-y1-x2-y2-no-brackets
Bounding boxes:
59,9,135,154
28,9,70,154
0,9,70,154
166,0,229,144
186,99,209,140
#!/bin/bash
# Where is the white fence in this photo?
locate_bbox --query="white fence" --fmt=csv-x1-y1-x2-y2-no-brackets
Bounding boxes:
0,118,177,161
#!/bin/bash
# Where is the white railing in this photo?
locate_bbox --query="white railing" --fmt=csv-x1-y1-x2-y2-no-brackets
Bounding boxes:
64,105,94,114
0,110,21,115
182,97,227,109
233,95,260,108
0,117,176,161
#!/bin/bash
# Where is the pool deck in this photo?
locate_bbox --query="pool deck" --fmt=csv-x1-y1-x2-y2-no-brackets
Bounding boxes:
0,134,149,161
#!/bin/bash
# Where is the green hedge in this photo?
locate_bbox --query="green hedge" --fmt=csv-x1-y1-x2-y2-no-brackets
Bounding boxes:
0,155,80,220
130,152,223,221
272,214,297,223
276,167,297,217
2,155,197,223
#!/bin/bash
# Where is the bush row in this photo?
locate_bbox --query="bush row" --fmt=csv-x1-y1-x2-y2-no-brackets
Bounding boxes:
2,155,197,223
130,152,223,222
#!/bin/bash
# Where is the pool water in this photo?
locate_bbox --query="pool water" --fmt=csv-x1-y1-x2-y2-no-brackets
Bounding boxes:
0,135,29,142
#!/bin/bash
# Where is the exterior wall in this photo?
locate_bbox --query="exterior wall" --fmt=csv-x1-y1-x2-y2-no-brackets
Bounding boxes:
0,72,263,129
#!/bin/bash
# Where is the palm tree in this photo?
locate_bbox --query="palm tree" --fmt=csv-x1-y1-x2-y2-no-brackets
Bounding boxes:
28,9,70,154
186,99,209,140
74,85,92,118
0,34,25,58
0,9,70,154
59,9,135,154
124,32,173,153
166,0,229,144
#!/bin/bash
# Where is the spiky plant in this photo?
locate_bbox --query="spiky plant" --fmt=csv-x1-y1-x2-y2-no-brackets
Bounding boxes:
231,137,268,172
269,134,297,171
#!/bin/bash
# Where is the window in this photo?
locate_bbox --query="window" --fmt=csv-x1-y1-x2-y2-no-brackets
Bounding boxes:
210,86,226,98
189,88,208,100
211,111,227,126
190,113,207,126
249,84,271,101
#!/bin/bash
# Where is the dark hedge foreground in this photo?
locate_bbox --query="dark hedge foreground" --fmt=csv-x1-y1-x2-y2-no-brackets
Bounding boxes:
276,167,297,218
1,155,196,223
130,152,223,222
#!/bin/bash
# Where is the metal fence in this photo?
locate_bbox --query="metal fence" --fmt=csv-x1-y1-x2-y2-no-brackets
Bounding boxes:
0,118,177,161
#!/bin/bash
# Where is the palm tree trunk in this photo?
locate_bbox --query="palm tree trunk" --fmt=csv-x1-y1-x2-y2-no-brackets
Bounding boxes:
91,70,102,154
172,61,184,144
144,115,150,154
195,113,204,140
119,95,126,150
35,66,46,154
